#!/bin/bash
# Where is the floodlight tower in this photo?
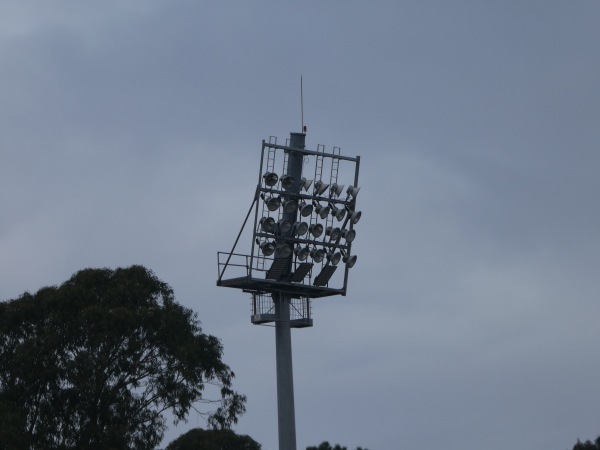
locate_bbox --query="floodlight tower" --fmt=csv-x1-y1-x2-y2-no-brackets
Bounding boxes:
217,130,361,450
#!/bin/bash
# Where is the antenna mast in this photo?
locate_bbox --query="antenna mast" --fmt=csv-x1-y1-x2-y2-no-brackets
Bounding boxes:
301,76,305,133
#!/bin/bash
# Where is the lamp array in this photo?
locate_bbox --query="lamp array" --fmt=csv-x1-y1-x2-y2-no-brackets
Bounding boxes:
257,170,361,269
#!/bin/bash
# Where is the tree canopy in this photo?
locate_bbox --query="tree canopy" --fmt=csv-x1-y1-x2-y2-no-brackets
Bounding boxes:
573,437,600,450
306,442,370,450
165,427,261,450
0,265,246,449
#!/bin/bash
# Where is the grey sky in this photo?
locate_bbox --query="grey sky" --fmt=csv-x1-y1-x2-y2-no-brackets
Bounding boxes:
1,2,600,449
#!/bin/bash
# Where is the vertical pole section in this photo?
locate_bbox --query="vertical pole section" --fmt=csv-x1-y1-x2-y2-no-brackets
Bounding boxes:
275,293,296,450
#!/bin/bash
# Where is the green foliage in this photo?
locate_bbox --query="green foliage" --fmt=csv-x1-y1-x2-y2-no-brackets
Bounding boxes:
166,427,261,450
306,442,370,450
573,436,600,450
0,266,246,449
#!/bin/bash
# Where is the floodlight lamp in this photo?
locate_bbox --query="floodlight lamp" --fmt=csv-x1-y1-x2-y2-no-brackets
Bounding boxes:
265,196,281,211
263,172,279,187
328,251,342,266
329,183,345,198
310,248,325,263
281,175,295,190
277,243,293,258
343,254,358,268
309,223,324,238
342,228,356,243
314,180,329,195
283,199,298,214
300,177,313,191
326,226,342,241
294,245,310,261
349,210,362,224
294,221,309,236
330,205,346,221
277,219,292,235
260,241,276,256
260,217,276,233
315,204,330,219
298,201,313,217
346,185,361,199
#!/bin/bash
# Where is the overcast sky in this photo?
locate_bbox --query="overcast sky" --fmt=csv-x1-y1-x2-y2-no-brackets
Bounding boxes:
2,2,600,449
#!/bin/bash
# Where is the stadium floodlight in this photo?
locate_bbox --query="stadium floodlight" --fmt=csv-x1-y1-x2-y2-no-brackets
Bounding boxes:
329,183,345,198
330,205,346,221
327,251,342,266
310,248,325,263
309,223,324,238
326,226,342,241
263,172,279,187
260,241,276,256
281,175,295,190
314,180,329,195
293,221,309,236
348,210,362,225
294,245,310,261
260,217,276,233
341,228,356,243
314,203,330,219
277,219,293,235
265,196,281,211
283,199,298,214
346,185,360,199
343,253,358,268
298,201,313,217
277,243,293,258
300,177,313,191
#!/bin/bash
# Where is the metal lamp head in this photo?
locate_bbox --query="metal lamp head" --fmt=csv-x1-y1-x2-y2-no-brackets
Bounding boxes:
331,205,346,221
260,217,276,233
342,228,356,243
309,223,324,238
263,172,279,187
343,254,358,268
300,177,313,191
294,245,310,261
298,201,313,217
310,248,325,263
294,221,309,236
265,196,281,212
326,226,342,241
314,180,329,195
329,183,345,198
283,199,298,214
346,185,360,199
328,251,342,266
277,243,293,258
349,210,362,224
260,241,276,256
277,219,292,235
281,175,295,190
315,204,330,219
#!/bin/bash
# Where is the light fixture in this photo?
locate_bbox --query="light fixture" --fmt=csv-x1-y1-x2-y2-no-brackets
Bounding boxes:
265,196,281,211
343,254,358,268
309,223,324,238
342,228,356,243
330,205,346,221
300,177,313,191
260,217,276,233
260,241,276,256
327,251,342,266
283,199,298,214
314,180,329,195
346,185,360,199
298,201,313,217
277,219,292,234
293,221,309,236
277,243,293,258
314,204,330,219
310,248,325,263
326,226,342,241
263,172,279,187
349,210,362,224
281,175,295,190
294,245,310,261
329,183,345,198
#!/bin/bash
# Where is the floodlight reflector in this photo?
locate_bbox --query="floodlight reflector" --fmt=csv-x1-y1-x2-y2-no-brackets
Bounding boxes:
331,205,346,221
265,196,281,211
260,241,276,256
315,204,330,219
328,251,342,266
329,183,345,197
326,226,342,241
281,175,295,190
346,185,361,198
314,180,329,195
342,228,356,243
263,172,279,187
294,221,309,236
277,219,292,234
260,217,276,233
277,243,293,258
300,177,313,191
309,223,324,238
343,254,358,268
294,245,310,261
310,248,325,263
349,210,362,224
298,201,313,217
283,199,298,214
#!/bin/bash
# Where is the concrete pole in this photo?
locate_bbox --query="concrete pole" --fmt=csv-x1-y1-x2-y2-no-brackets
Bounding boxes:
274,131,305,450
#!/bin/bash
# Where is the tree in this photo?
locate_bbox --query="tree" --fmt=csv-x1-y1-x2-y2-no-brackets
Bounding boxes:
573,437,600,450
0,266,246,449
165,427,261,450
306,442,370,450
